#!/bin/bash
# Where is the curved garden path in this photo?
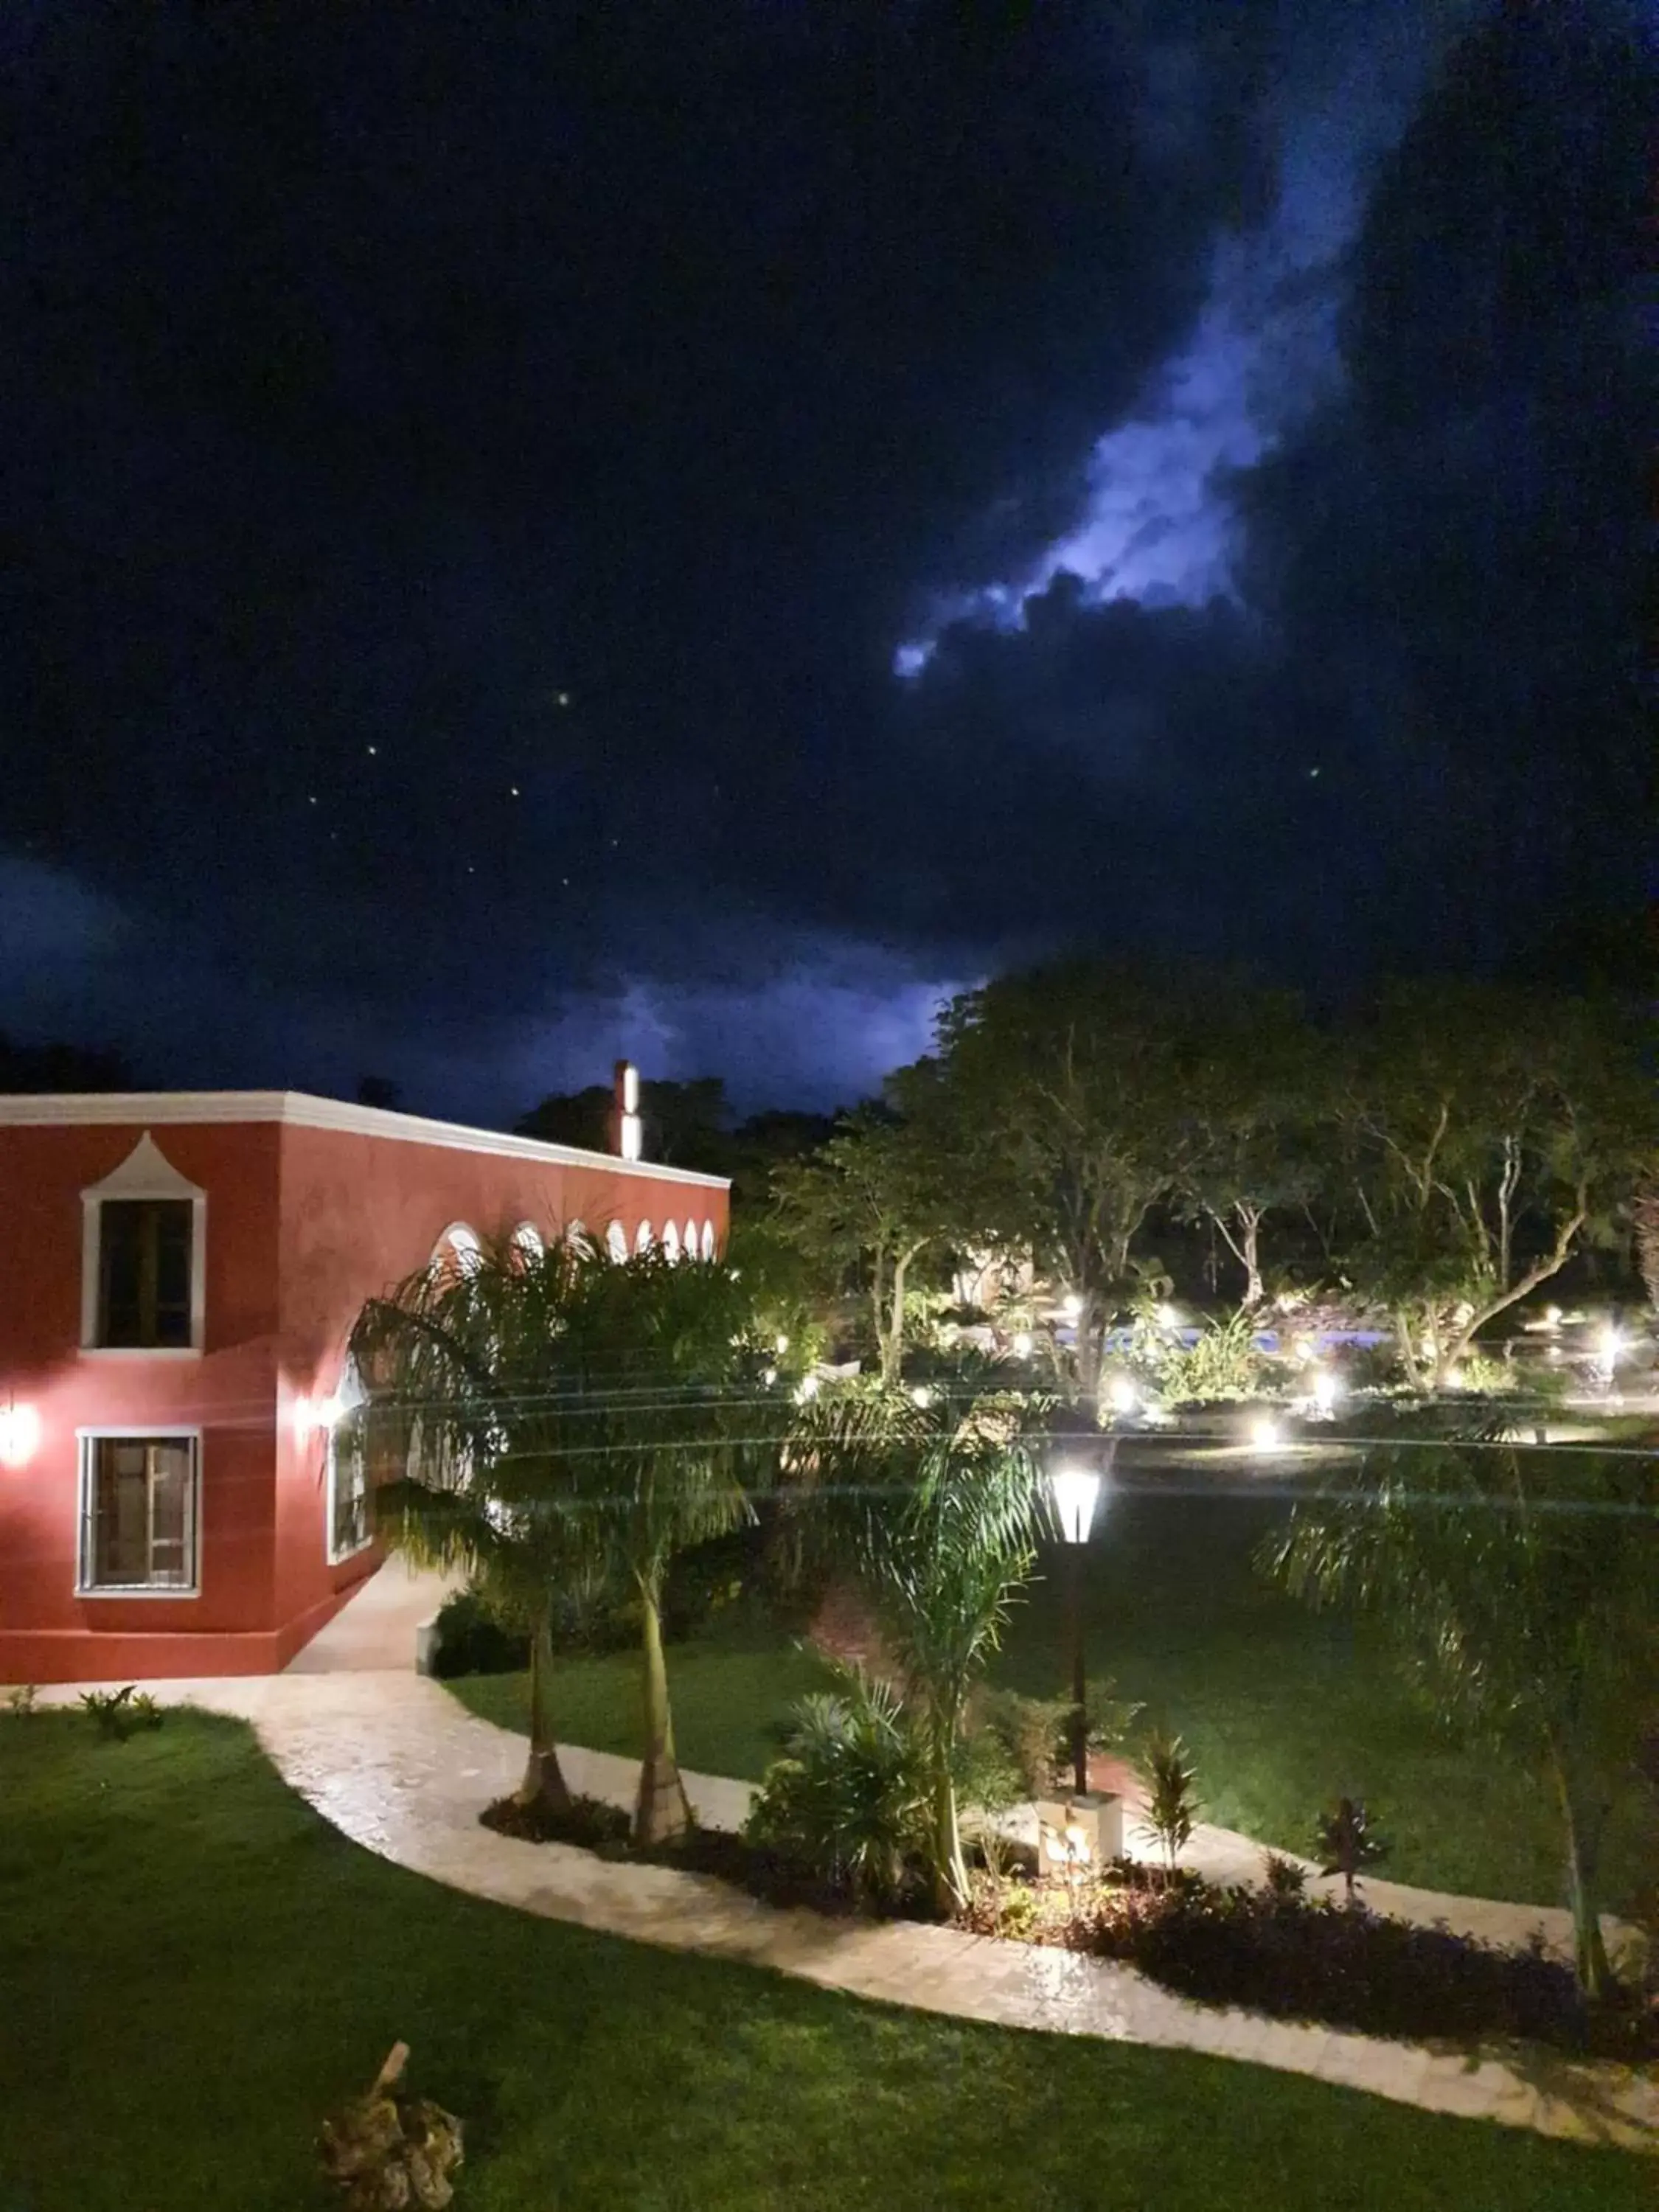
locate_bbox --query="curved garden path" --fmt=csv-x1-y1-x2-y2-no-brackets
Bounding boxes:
38,1567,1658,2154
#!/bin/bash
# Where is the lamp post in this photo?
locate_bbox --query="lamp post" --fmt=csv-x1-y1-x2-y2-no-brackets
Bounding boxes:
1049,1461,1103,1797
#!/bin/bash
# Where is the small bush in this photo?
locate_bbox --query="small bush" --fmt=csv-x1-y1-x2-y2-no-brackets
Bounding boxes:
429,1590,530,1678
1262,1851,1309,1899
1161,1311,1280,1404
977,1681,1145,1801
80,1685,163,1741
1085,1881,1655,2061
6,1684,38,1717
1315,1796,1390,1902
745,1669,931,1910
1139,1729,1200,1871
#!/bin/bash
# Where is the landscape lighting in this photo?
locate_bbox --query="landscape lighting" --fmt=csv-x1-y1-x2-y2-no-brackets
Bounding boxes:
1248,1413,1283,1455
1106,1375,1138,1417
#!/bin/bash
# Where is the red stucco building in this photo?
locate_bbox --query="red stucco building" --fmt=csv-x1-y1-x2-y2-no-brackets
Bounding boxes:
0,1091,728,1683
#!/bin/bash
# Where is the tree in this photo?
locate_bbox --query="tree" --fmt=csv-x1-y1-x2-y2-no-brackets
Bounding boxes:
786,1384,1050,1911
552,1251,781,1843
1264,1430,1658,1996
1338,984,1655,1385
773,1083,959,1386
932,963,1200,1406
1178,991,1326,1308
348,1232,598,1815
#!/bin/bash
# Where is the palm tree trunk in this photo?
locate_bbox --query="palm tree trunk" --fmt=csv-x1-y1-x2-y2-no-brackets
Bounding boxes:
634,1581,692,1845
515,1605,572,1813
925,1705,970,1914
1552,1753,1613,1999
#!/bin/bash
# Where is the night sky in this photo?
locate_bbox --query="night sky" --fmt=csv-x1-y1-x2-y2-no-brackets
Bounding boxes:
3,3,1651,1121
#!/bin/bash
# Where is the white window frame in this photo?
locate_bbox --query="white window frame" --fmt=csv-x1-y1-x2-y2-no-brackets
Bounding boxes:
430,1222,483,1279
325,1367,374,1565
701,1219,717,1261
80,1133,207,1357
76,1427,202,1598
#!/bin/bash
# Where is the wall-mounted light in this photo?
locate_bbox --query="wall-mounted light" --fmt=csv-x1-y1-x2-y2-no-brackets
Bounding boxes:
0,1400,41,1469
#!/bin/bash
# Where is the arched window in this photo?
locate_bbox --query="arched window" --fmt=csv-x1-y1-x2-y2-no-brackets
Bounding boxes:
431,1222,482,1283
635,1219,654,1255
700,1219,717,1261
565,1219,591,1256
605,1220,628,1263
509,1222,544,1268
325,1357,372,1562
661,1220,681,1264
684,1217,698,1261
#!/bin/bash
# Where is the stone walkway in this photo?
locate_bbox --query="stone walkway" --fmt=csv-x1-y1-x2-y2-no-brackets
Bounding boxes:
40,1658,1658,2153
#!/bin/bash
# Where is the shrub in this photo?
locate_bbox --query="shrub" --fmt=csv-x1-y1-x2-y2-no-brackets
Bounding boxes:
745,1669,931,1909
429,1589,531,1678
1315,1796,1390,1903
1085,1881,1655,2061
976,1689,1074,1799
1161,1311,1280,1404
1140,1729,1200,1872
6,1685,38,1717
1262,1850,1309,1899
80,1685,163,1741
976,1682,1144,1800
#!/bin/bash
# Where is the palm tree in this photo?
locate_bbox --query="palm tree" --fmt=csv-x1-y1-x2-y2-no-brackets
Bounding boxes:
349,1231,597,1815
552,1251,782,1844
1262,1426,1658,1998
787,1384,1050,1912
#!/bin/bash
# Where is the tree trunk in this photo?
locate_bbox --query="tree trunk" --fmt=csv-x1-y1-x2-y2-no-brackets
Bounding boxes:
1074,1297,1102,1414
929,1743,970,1916
1237,1207,1264,1309
515,1606,572,1812
1552,1753,1613,2000
880,1250,909,1388
634,1581,692,1845
1395,1310,1425,1392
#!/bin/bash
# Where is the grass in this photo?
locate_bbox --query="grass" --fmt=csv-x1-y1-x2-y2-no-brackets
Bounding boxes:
1,1709,1650,2211
448,1615,839,1779
447,1474,1655,1912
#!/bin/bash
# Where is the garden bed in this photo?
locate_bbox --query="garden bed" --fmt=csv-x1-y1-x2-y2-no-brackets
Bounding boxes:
481,1790,943,1918
484,1794,1657,2064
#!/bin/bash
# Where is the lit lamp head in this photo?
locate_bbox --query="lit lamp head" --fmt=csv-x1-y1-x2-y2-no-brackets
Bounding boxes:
1597,1324,1624,1369
1310,1369,1340,1416
1106,1374,1138,1417
1049,1462,1102,1546
1060,1293,1082,1322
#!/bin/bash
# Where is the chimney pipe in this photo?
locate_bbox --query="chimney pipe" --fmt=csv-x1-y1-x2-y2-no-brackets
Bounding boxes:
613,1060,642,1161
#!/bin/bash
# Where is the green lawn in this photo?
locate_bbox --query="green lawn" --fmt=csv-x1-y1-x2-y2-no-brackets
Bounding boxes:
448,1474,1655,1911
448,1620,840,1779
1,1711,1649,2211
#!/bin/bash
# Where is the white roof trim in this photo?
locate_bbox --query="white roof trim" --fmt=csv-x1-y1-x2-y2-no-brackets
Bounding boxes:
0,1089,730,1190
